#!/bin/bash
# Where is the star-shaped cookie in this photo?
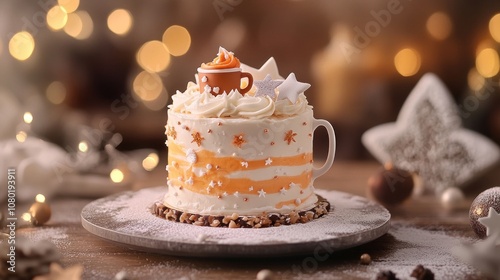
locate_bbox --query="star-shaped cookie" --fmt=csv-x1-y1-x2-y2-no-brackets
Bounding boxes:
254,74,282,98
362,73,500,193
34,263,83,280
241,57,284,80
277,73,311,104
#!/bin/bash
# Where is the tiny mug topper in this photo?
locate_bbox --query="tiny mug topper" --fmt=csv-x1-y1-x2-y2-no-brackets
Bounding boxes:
198,47,253,96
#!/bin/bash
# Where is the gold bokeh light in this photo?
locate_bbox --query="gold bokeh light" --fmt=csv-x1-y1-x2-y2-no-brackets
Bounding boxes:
143,89,169,111
46,81,66,104
162,25,191,56
476,48,500,78
426,12,452,41
58,0,80,13
142,153,159,171
136,40,171,73
16,131,27,143
489,13,500,43
110,168,125,183
23,112,33,124
47,5,68,31
21,213,32,222
35,194,46,203
9,31,35,61
64,11,93,40
467,68,485,91
107,9,133,36
133,71,164,101
78,141,89,153
394,48,421,77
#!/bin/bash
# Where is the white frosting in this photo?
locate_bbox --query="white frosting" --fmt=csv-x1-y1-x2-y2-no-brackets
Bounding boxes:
275,93,309,116
234,95,275,119
164,110,318,215
169,81,311,119
164,74,317,215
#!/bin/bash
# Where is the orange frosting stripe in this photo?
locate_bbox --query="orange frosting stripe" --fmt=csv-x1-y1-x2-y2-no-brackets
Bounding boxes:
168,142,312,172
167,142,313,196
274,192,314,209
169,168,311,196
201,48,240,69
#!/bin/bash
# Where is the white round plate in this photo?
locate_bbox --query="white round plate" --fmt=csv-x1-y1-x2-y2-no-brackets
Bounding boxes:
81,187,390,257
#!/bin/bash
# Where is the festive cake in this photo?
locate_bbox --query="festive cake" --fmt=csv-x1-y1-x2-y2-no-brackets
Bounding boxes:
154,47,335,228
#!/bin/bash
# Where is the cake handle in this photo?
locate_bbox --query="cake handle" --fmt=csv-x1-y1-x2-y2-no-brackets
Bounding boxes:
312,119,336,181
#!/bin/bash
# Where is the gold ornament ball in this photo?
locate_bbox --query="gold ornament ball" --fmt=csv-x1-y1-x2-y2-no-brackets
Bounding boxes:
360,253,372,265
29,202,52,226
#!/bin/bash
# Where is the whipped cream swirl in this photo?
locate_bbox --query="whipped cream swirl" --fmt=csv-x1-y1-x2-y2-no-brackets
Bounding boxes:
169,81,311,119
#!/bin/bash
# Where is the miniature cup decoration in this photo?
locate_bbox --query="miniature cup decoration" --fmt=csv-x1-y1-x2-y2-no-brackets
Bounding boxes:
198,47,253,96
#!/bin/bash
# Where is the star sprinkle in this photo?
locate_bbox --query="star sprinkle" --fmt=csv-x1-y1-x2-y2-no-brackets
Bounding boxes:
258,189,267,197
249,186,254,191
277,73,311,104
186,177,194,185
233,134,246,148
265,158,273,166
166,126,177,140
284,130,297,145
280,187,287,195
254,74,283,99
479,207,500,238
191,131,204,147
209,180,216,188
240,57,284,80
362,73,500,193
233,191,239,197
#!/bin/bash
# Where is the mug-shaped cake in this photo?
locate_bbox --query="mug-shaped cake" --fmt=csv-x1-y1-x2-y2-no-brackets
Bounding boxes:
165,109,335,216
159,47,336,228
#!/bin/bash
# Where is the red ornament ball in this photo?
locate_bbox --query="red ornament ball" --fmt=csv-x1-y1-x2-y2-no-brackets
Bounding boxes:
469,187,500,238
368,164,414,206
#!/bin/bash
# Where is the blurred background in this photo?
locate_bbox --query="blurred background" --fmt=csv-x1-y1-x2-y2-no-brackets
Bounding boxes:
2,0,500,161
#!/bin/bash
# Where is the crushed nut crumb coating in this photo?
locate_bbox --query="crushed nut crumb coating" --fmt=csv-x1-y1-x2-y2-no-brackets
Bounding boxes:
152,195,331,228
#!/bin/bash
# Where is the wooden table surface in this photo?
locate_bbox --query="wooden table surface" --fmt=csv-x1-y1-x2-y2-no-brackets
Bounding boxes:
10,160,500,280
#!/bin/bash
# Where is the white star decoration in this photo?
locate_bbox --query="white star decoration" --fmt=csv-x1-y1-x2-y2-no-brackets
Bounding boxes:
277,73,311,104
265,157,273,166
280,187,287,195
362,73,500,193
209,180,216,188
241,57,284,80
258,189,266,197
254,74,283,99
479,207,500,238
249,186,254,191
